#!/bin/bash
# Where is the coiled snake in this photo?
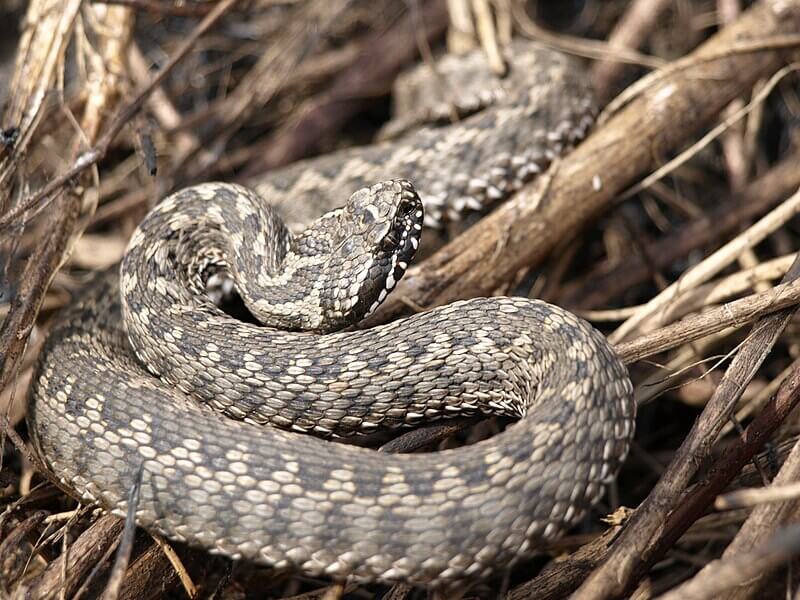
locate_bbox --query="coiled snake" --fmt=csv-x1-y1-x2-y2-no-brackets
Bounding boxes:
28,42,635,587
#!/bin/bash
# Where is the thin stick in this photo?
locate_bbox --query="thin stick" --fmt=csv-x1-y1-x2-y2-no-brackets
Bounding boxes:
716,481,800,510
580,253,794,323
611,183,800,343
700,414,800,598
615,276,800,364
150,535,198,599
100,467,143,600
574,252,800,599
512,1,664,68
590,0,673,101
654,525,800,600
0,0,241,391
635,253,796,330
616,63,800,205
550,326,800,600
0,0,241,230
559,152,800,309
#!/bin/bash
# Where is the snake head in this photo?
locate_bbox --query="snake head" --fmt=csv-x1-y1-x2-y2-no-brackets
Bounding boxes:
318,179,423,329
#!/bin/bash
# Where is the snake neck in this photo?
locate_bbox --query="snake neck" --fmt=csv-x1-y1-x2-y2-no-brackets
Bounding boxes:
121,180,423,337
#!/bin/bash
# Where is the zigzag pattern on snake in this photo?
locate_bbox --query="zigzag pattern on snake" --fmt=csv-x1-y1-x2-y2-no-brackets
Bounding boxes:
28,41,636,587
252,39,596,232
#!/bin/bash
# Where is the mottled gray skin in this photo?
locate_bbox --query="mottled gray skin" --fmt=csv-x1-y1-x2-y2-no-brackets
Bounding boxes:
252,40,596,231
28,43,633,588
29,178,634,587
122,181,423,334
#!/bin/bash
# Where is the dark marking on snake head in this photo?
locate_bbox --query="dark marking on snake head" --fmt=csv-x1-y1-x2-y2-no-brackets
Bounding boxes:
306,180,424,330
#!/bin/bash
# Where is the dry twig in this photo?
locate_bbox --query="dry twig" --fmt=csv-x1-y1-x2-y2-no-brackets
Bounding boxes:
368,0,800,326
716,480,800,510
558,151,800,309
654,524,800,600
241,0,449,176
574,247,800,598
611,109,800,343
590,0,673,101
614,273,800,364
0,0,240,396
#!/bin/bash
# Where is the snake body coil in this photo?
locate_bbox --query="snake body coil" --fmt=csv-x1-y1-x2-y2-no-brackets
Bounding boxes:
28,43,635,587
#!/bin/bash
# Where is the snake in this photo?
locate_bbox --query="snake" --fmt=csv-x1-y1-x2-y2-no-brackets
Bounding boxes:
27,41,636,588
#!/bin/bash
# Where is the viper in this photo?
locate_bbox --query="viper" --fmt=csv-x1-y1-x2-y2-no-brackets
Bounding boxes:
28,41,636,588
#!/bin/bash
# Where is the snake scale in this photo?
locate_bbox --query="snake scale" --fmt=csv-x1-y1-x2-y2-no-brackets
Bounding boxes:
28,41,636,587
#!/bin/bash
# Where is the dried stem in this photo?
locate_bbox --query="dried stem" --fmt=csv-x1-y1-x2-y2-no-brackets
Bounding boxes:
574,244,800,599
615,268,800,364
558,151,800,310
0,0,241,391
368,0,800,326
610,116,800,344
654,524,800,600
590,0,673,101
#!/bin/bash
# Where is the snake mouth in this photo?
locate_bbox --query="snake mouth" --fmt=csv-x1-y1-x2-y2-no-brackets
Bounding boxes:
386,180,423,239
374,180,423,261
380,230,401,252
389,191,423,270
358,184,423,320
363,229,419,319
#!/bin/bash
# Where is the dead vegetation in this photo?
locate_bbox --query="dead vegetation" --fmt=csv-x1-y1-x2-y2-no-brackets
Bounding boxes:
5,0,800,598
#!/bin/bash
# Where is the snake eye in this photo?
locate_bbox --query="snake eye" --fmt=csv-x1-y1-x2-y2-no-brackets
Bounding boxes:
397,197,416,217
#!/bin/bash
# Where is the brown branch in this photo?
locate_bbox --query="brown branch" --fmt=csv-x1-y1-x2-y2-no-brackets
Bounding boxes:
0,0,241,390
718,0,750,194
506,525,624,600
620,354,800,596
615,273,800,365
512,4,663,70
0,0,83,203
0,0,242,231
590,0,673,102
0,511,48,589
654,524,800,600
239,0,449,176
573,241,800,597
699,418,800,598
557,151,800,309
115,544,180,600
23,514,124,600
0,0,134,474
716,480,800,510
366,0,800,327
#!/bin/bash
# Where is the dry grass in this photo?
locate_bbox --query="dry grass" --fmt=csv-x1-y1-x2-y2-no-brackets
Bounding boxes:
5,0,800,598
